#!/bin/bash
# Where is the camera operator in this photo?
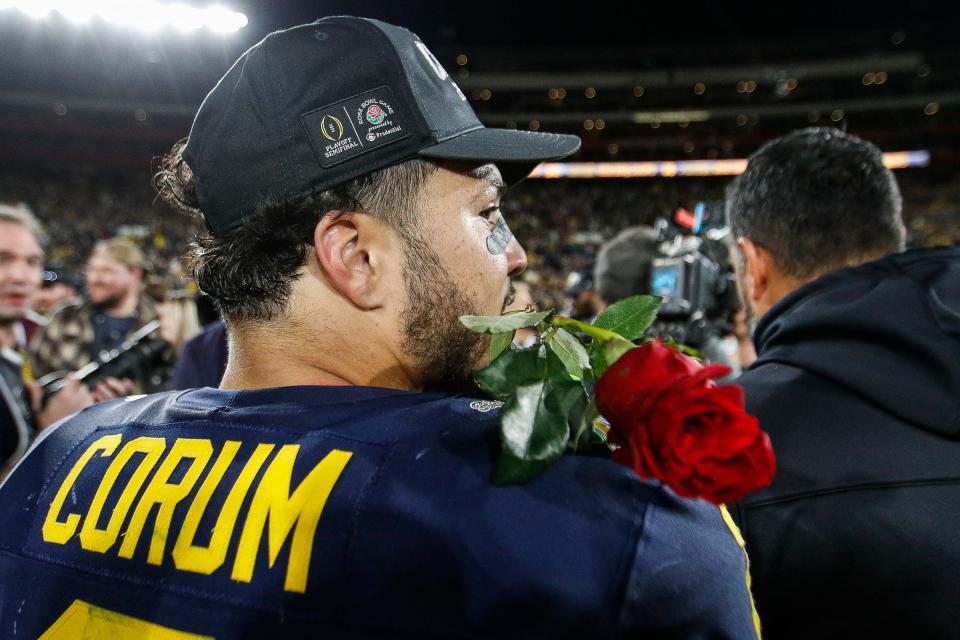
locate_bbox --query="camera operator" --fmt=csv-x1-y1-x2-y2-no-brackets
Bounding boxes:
593,225,658,310
594,224,747,376
0,204,93,475
31,237,158,399
728,127,960,638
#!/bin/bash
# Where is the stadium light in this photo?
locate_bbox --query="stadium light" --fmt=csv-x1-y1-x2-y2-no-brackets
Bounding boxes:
528,150,930,179
0,1,248,34
632,110,711,124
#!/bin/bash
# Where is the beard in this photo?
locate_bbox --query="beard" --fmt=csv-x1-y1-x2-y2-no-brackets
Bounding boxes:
399,234,490,395
90,288,127,312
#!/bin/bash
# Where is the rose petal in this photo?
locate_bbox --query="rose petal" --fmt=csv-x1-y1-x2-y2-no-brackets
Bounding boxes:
596,342,703,425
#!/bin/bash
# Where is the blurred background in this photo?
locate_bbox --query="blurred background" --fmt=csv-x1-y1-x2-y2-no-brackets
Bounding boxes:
1,0,955,311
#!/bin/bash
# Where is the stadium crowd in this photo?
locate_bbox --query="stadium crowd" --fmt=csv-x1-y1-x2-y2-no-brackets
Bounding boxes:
3,163,958,480
3,171,958,316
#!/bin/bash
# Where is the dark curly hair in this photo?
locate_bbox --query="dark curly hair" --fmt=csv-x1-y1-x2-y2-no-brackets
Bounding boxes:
153,141,437,325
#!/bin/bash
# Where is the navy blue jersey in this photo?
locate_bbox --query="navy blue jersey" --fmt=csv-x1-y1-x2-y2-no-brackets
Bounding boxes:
0,386,759,638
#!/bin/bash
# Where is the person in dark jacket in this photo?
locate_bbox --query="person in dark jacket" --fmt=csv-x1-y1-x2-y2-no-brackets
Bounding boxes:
166,320,227,389
728,126,960,638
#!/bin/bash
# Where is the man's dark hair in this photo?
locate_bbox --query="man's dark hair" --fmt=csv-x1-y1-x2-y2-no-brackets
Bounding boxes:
726,127,905,279
154,141,437,325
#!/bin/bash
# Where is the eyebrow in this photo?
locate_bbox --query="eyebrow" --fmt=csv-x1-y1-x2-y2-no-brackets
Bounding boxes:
0,249,42,260
469,165,506,199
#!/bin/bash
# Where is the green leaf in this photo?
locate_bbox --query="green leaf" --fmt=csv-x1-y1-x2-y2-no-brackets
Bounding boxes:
474,347,545,399
488,331,514,362
589,341,607,378
593,295,663,341
571,395,599,451
492,374,583,485
460,310,552,334
546,327,590,379
679,344,704,360
662,335,704,361
533,320,552,348
605,336,636,367
589,336,635,378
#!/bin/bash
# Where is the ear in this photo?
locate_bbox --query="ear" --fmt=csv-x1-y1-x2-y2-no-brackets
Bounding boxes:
312,211,384,310
739,238,770,306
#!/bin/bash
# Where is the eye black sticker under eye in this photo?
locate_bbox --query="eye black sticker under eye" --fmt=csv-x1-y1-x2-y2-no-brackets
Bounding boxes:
486,216,513,255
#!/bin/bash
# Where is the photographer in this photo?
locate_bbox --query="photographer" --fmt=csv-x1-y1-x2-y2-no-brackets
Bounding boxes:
31,237,158,398
728,127,960,637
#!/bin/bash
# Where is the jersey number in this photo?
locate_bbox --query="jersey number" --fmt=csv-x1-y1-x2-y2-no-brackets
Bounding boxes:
40,599,212,639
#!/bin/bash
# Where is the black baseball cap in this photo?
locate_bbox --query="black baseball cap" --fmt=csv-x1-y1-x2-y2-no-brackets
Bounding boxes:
183,16,581,235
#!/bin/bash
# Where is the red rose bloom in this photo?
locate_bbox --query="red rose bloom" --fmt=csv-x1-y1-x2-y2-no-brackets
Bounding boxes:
595,341,775,505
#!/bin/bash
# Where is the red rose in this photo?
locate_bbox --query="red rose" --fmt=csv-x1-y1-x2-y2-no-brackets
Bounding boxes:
595,341,775,505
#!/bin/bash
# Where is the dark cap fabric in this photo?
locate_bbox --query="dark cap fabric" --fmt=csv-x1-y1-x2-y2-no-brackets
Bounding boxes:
183,16,581,235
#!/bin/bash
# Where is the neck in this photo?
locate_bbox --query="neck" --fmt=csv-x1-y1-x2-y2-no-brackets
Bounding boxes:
99,289,140,316
755,268,810,320
219,321,417,391
0,321,16,349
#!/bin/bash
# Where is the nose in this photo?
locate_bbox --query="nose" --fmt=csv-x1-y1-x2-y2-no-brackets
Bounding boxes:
505,237,527,278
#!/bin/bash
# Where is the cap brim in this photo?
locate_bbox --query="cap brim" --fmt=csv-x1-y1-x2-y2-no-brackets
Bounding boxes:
417,127,580,184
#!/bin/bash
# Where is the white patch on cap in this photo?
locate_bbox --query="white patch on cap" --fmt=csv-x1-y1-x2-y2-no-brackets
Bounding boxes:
415,40,467,102
415,40,448,79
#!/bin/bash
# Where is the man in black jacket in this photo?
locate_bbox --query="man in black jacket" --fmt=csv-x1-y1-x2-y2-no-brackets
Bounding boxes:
728,127,960,638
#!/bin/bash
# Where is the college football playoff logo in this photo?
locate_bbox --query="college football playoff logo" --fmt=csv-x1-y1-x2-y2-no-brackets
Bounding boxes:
320,114,344,142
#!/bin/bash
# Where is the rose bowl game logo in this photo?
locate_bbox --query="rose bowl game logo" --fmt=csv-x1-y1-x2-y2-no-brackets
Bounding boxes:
365,104,385,124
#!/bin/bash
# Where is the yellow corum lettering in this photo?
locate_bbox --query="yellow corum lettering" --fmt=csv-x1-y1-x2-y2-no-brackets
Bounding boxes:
231,446,352,593
79,436,166,553
119,438,213,565
42,434,123,545
173,442,274,575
